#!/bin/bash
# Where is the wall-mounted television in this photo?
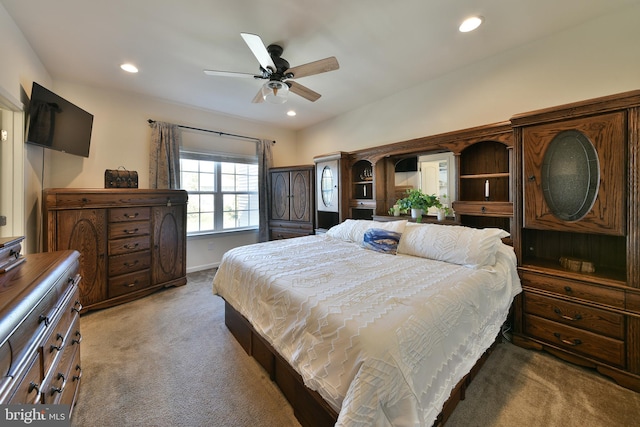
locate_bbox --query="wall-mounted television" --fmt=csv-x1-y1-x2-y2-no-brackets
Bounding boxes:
25,82,93,158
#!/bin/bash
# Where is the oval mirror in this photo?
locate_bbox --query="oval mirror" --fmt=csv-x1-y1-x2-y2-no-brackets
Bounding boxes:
320,165,334,207
541,130,599,221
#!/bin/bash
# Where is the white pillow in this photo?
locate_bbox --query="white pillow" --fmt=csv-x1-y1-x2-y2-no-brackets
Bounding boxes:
326,219,407,243
326,219,374,242
397,223,509,268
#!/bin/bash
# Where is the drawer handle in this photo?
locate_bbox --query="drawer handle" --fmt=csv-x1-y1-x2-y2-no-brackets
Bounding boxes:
72,300,83,314
50,373,66,395
28,382,40,394
481,206,486,214
72,330,82,345
124,243,139,249
124,228,139,234
73,365,83,382
39,314,50,327
50,333,64,353
125,280,139,288
124,260,139,268
553,332,582,346
563,286,573,293
553,307,582,322
125,213,139,219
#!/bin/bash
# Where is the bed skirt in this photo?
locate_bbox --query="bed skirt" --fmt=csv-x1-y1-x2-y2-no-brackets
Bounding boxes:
223,300,500,427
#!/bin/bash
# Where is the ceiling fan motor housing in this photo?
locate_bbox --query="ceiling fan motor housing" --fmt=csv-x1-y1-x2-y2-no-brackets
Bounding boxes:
265,44,290,78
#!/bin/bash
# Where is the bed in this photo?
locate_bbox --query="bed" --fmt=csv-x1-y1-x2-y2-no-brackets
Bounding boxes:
213,219,522,426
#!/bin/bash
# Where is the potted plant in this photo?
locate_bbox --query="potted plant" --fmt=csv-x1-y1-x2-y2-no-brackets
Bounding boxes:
395,188,440,221
436,195,454,221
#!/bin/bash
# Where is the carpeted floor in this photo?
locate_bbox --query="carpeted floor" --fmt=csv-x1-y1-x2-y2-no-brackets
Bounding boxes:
71,269,640,427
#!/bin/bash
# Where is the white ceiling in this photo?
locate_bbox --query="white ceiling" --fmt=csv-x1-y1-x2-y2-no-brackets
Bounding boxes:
2,0,638,130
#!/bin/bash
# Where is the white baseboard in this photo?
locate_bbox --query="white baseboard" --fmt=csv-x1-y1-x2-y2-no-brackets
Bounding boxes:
186,262,220,274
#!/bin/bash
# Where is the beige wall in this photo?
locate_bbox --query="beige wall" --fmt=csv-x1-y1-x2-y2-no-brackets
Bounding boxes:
296,3,640,161
4,2,640,270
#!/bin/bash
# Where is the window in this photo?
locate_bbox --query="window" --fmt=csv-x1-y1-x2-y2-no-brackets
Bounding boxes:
180,152,259,234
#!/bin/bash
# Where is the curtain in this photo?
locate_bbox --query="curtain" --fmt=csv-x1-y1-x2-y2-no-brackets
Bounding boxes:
149,121,181,189
257,139,273,242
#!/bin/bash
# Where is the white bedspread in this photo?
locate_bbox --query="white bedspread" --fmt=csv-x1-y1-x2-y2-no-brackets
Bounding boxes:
213,234,521,426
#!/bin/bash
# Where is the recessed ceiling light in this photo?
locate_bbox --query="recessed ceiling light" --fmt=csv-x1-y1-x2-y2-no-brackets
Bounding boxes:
120,63,139,73
287,110,296,117
459,16,484,33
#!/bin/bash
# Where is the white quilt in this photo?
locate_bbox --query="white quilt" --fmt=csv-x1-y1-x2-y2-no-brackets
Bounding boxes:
213,234,521,427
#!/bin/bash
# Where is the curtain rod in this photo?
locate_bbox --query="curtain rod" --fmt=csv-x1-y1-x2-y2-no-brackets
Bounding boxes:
147,119,275,144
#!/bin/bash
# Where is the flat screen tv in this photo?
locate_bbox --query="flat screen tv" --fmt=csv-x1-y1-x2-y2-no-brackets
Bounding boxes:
25,82,93,158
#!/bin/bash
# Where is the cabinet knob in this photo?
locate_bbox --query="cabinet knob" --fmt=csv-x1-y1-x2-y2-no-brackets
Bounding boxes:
528,175,536,182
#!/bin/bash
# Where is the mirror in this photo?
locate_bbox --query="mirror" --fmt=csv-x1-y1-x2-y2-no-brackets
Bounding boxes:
394,152,456,214
320,165,334,208
0,92,25,240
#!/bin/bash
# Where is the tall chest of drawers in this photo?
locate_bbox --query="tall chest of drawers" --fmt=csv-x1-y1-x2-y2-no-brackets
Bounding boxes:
0,250,82,414
43,188,188,312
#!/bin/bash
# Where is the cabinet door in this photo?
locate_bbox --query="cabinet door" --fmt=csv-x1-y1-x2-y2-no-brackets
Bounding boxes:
151,205,185,284
271,170,291,220
523,112,625,235
316,160,339,213
56,210,107,306
289,169,312,222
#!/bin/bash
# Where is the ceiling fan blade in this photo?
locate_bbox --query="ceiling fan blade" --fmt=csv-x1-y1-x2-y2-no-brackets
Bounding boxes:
203,70,258,78
288,81,321,102
241,33,276,73
286,57,339,79
251,88,265,104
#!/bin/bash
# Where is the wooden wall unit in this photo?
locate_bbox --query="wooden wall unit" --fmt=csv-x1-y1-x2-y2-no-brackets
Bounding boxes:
43,188,188,312
0,250,82,414
331,122,514,236
510,90,640,392
269,166,315,240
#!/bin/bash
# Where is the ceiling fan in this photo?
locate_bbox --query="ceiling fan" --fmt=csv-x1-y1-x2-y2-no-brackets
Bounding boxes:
204,33,339,104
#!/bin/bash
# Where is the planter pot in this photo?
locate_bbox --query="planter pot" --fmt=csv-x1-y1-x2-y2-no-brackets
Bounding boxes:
437,210,446,221
411,208,423,219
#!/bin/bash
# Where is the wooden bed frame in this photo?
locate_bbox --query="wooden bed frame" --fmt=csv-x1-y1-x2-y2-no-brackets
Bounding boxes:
224,300,500,427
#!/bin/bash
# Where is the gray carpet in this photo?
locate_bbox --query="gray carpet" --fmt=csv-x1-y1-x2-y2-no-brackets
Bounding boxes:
71,269,640,427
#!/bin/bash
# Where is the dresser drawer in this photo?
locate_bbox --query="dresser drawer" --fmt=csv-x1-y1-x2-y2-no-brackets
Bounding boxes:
8,352,42,404
109,207,150,223
43,316,80,404
108,251,151,276
108,270,151,298
519,271,625,309
524,314,625,368
108,235,150,256
42,288,80,377
108,221,150,239
524,293,624,339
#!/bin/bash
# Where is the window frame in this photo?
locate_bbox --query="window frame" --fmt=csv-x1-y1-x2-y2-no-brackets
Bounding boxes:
180,150,259,236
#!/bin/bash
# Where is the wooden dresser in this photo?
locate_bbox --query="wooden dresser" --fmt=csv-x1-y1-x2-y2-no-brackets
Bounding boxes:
0,250,82,414
43,188,188,312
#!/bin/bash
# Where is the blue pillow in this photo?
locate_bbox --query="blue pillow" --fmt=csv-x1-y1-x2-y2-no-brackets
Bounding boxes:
362,228,402,255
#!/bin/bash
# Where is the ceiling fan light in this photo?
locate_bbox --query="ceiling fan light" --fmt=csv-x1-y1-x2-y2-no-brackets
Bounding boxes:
262,80,289,104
